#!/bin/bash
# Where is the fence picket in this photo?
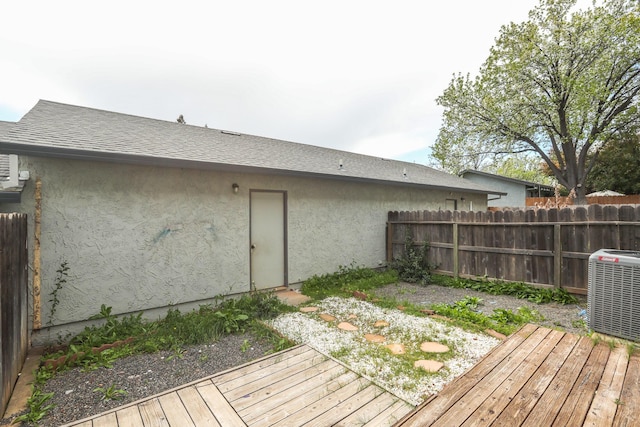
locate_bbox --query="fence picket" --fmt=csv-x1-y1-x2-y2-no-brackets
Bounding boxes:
387,206,640,294
0,213,28,417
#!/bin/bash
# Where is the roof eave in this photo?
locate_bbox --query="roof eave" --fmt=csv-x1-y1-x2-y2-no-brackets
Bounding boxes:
0,142,495,195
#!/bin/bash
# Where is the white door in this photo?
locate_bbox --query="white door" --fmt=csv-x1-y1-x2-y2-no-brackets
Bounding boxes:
250,190,287,290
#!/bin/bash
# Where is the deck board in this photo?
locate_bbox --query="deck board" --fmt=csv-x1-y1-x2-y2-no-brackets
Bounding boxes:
62,326,640,427
115,406,144,427
176,386,221,426
613,352,640,426
492,332,580,425
395,325,638,427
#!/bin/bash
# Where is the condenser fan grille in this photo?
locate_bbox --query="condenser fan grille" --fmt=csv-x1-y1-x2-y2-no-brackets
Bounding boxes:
588,249,640,342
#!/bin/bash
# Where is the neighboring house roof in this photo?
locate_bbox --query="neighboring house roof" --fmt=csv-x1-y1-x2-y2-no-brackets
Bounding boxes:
0,100,498,195
459,169,554,193
587,190,624,197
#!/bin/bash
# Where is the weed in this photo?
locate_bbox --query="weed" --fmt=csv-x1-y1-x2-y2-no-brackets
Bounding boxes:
390,232,436,285
93,384,127,401
33,365,55,386
13,387,55,424
301,263,398,300
572,318,587,330
432,275,579,305
47,261,69,327
241,339,251,353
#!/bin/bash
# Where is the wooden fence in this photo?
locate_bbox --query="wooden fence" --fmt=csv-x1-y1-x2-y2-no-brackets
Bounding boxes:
0,213,28,418
387,205,640,295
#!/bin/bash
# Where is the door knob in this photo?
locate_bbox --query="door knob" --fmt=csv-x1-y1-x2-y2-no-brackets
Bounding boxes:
251,244,256,249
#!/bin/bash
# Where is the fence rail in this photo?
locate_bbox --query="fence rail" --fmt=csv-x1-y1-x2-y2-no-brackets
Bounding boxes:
0,213,28,418
387,206,640,295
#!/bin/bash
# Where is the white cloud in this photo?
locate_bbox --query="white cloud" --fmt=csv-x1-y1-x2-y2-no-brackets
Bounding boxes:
1,0,554,162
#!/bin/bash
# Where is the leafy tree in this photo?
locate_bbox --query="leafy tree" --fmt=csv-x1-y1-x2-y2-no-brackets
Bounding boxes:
432,0,640,204
586,130,640,194
486,155,555,185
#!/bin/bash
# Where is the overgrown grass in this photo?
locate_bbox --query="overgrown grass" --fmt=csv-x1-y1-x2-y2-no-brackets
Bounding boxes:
300,263,399,300
300,265,576,336
19,292,294,425
430,296,545,335
431,275,579,305
45,291,294,368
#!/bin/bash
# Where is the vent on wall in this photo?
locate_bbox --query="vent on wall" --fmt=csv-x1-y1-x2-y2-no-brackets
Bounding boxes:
588,249,640,342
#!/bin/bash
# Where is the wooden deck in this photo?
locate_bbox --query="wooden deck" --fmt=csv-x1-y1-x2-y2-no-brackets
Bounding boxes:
396,324,640,426
62,344,414,426
62,324,640,427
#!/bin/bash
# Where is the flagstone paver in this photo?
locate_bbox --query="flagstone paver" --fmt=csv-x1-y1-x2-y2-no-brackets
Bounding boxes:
319,313,336,322
364,334,386,343
414,360,444,373
338,322,359,331
386,343,406,354
420,342,450,353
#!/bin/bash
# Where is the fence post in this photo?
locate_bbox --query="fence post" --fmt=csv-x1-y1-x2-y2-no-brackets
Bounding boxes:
386,222,393,263
554,224,562,288
453,223,459,277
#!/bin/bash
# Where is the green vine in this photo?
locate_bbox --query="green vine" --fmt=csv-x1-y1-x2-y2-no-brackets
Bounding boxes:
47,261,69,327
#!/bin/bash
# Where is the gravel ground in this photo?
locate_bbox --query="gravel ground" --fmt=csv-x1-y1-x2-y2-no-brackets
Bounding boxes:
374,282,589,336
2,333,272,427
1,282,588,427
267,296,501,405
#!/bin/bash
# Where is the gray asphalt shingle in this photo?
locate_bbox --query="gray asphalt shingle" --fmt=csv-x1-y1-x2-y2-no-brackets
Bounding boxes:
0,100,494,193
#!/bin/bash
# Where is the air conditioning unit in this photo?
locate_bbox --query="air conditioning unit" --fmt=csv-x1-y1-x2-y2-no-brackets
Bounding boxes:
588,249,640,341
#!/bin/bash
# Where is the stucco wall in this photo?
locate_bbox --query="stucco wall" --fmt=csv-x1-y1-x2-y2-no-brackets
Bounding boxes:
13,157,487,343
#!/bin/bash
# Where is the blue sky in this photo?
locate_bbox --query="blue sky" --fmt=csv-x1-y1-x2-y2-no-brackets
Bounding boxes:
1,0,561,164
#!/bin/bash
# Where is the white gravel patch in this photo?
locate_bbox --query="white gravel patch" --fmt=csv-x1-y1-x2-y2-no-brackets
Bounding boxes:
267,297,500,405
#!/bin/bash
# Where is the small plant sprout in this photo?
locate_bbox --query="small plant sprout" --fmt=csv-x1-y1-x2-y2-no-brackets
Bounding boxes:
241,339,251,353
93,383,127,401
13,387,55,424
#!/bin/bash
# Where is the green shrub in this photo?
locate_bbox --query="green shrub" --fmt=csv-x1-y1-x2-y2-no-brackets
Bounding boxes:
390,232,435,285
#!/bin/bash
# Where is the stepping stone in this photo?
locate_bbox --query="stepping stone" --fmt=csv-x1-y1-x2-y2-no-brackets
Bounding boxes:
353,291,367,300
338,322,358,331
373,320,389,328
320,313,336,322
348,314,358,320
364,334,385,343
300,306,319,313
414,360,444,373
485,329,507,340
420,342,450,353
385,343,405,354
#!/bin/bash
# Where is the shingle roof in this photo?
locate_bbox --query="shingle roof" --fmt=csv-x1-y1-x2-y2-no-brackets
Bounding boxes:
0,100,496,194
460,169,554,191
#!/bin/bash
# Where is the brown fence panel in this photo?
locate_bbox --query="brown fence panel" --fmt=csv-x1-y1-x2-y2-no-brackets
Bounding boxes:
387,206,640,295
0,213,28,417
